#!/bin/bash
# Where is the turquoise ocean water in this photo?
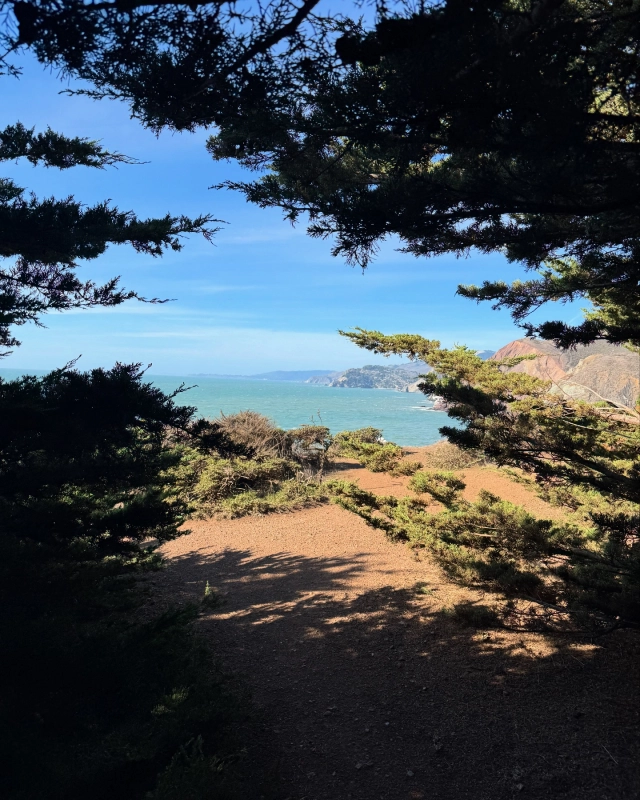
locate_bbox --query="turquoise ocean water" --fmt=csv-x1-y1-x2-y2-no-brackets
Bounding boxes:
0,369,451,446
149,376,452,447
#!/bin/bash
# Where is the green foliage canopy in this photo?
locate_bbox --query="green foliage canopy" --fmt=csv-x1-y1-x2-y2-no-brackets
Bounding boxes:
217,0,640,348
0,364,247,798
0,362,224,617
0,122,218,353
4,1,638,346
0,34,245,800
335,327,640,630
342,327,640,500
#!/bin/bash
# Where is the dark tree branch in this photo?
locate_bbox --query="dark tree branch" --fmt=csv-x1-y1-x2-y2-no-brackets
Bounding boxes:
189,0,323,98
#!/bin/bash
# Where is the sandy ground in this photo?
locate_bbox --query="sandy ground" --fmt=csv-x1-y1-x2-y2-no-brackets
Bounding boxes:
158,455,640,800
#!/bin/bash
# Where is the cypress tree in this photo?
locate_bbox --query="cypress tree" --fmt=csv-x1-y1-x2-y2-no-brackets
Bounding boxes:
0,121,217,353
6,1,635,346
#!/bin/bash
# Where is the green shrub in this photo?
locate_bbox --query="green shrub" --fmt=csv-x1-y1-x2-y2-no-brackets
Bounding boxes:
358,442,405,472
444,602,503,629
420,441,486,470
389,458,422,476
338,426,383,444
214,478,329,518
0,366,247,800
330,428,420,475
166,412,335,518
169,448,329,518
216,411,332,470
328,475,636,628
409,470,466,504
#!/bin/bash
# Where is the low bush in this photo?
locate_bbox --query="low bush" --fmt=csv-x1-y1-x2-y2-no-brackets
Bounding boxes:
333,426,383,446
217,410,289,458
420,441,486,470
217,411,332,469
444,602,503,629
328,473,639,630
215,477,329,518
170,413,333,518
330,428,421,475
286,424,333,474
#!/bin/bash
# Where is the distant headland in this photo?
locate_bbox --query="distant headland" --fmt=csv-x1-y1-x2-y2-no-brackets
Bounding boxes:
191,338,640,409
190,351,496,392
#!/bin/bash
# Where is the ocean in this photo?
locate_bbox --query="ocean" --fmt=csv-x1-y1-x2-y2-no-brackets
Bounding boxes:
0,369,452,447
152,376,451,447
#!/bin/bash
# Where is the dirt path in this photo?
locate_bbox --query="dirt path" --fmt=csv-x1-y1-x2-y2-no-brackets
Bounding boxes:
158,462,640,800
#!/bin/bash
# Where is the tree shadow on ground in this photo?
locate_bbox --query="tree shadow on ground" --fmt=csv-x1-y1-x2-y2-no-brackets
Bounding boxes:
157,546,640,800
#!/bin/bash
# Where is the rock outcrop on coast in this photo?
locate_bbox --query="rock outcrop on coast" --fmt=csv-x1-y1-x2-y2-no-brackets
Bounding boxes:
196,342,638,408
305,371,344,386
492,338,640,409
307,339,639,410
309,352,495,392
322,362,432,390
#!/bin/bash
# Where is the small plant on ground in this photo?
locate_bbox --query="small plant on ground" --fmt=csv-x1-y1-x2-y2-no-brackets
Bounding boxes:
331,427,421,475
444,602,503,629
421,441,487,470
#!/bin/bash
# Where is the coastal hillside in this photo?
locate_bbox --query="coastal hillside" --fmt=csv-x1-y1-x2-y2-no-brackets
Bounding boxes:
249,369,336,381
493,339,640,409
322,362,432,390
309,352,495,391
191,341,639,406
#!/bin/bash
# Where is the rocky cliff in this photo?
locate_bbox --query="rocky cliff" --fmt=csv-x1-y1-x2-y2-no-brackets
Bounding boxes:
309,353,496,392
306,371,342,386
492,339,640,409
288,340,637,409
307,362,432,390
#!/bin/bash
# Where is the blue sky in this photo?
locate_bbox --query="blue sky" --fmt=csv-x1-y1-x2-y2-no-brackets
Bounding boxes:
1,56,582,376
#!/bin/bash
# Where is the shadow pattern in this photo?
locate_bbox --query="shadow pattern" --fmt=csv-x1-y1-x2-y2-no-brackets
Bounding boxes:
157,545,640,800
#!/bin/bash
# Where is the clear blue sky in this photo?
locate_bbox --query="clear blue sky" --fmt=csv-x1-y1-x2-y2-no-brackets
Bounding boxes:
1,56,582,376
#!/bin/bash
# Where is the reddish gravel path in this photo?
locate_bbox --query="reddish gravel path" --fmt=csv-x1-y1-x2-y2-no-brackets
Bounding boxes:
158,460,640,800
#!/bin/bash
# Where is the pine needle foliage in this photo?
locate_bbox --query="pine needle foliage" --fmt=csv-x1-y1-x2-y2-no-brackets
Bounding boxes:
0,121,218,354
213,0,640,349
3,2,639,346
331,427,421,475
0,77,241,800
330,328,640,631
0,364,248,799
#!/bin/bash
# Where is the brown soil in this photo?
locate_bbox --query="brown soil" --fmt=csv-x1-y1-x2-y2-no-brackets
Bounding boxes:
158,456,640,800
